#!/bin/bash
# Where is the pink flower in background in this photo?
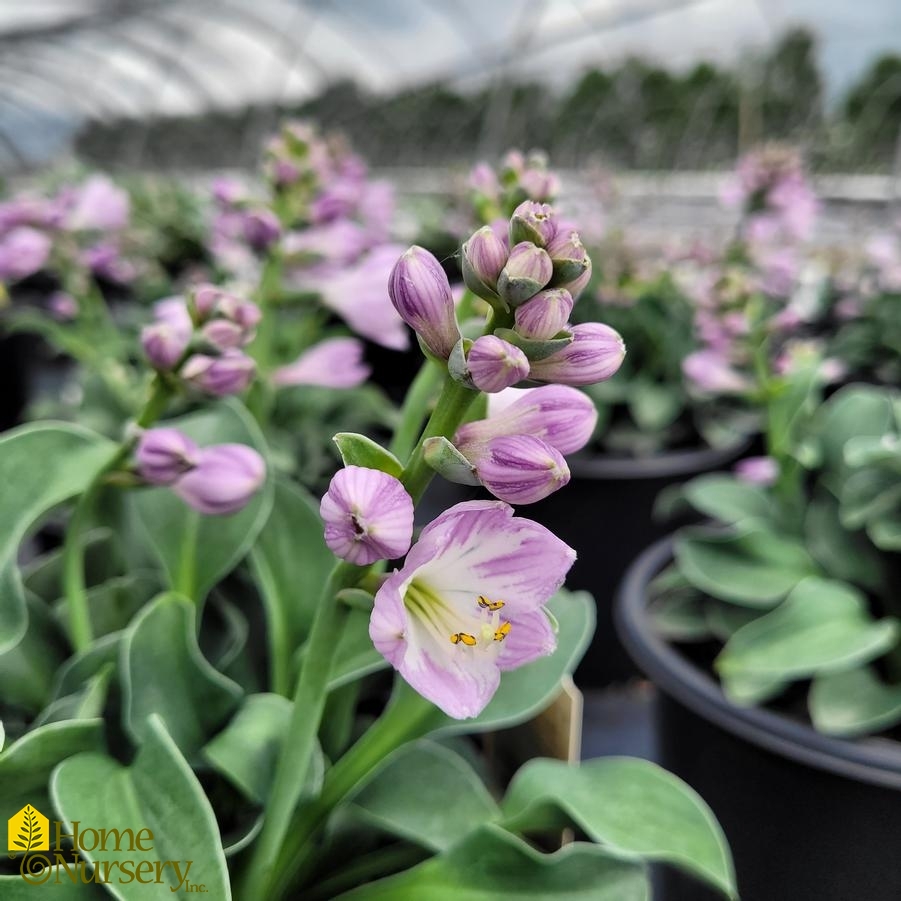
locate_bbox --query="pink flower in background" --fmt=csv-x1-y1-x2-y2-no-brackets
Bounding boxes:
683,350,750,394
0,226,51,281
82,242,136,283
369,500,575,719
272,338,370,388
320,466,414,565
306,244,410,351
48,291,78,321
735,456,778,486
283,220,369,268
65,176,130,232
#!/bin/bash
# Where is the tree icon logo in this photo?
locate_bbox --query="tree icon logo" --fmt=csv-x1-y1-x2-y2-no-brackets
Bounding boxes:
7,805,49,853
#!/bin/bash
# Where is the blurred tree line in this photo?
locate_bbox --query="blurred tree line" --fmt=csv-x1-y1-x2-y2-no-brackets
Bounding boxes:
77,28,901,173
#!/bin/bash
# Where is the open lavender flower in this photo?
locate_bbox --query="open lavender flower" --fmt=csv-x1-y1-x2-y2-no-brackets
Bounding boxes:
320,466,414,565
369,500,575,719
272,338,370,389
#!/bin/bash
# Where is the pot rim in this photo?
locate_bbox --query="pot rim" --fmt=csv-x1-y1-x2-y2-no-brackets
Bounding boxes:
614,535,901,789
570,435,752,480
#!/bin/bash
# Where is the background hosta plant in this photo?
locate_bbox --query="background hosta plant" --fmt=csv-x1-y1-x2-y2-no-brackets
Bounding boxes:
654,382,901,736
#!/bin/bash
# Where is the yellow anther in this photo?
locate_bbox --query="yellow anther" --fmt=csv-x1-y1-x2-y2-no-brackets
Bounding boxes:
478,595,506,611
451,632,477,646
494,622,511,642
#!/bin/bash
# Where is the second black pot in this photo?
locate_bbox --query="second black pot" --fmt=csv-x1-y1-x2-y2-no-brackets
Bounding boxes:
616,537,901,901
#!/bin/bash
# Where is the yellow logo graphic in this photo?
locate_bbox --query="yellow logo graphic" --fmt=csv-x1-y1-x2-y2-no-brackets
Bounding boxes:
8,805,49,853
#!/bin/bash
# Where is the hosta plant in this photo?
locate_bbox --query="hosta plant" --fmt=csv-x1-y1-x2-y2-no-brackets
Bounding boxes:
654,379,901,738
0,166,736,900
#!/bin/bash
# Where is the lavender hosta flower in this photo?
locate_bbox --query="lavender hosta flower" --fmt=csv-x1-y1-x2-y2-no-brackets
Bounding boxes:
513,288,573,339
467,336,530,393
0,227,51,282
388,246,461,358
154,296,194,335
182,351,256,396
48,291,78,321
65,176,129,232
369,500,575,719
462,226,508,296
456,385,598,457
282,220,369,268
497,242,553,307
272,338,370,389
463,435,570,505
83,242,136,284
299,245,410,352
142,321,191,371
174,444,266,516
241,208,282,252
735,456,778,486
528,323,625,387
320,466,414,565
136,428,200,485
682,350,749,394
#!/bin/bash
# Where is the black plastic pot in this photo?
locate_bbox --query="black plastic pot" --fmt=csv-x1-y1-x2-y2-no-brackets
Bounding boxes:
616,537,901,901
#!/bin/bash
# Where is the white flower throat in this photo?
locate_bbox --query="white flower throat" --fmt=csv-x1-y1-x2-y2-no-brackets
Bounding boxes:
404,583,512,651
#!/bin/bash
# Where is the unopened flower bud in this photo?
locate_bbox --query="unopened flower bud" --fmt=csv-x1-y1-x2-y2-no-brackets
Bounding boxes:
509,201,557,248
182,351,256,396
242,209,281,252
734,456,778,485
456,385,597,457
466,335,530,393
191,284,222,321
200,319,246,351
545,229,591,291
388,246,461,359
497,242,553,307
136,428,199,485
462,226,508,297
320,466,414,565
173,444,266,516
528,323,625,386
513,288,573,339
48,291,78,321
463,435,570,505
142,321,191,370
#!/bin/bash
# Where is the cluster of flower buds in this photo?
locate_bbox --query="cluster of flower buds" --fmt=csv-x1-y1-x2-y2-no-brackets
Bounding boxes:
141,284,259,396
721,144,818,245
135,428,266,515
0,175,133,286
426,385,599,505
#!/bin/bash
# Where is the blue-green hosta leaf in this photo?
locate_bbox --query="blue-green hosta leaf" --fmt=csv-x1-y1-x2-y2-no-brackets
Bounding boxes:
716,577,899,683
132,400,273,603
815,385,895,472
51,715,231,901
0,423,114,654
348,741,500,853
681,475,775,525
675,525,816,607
0,870,107,898
500,757,735,899
0,719,104,819
202,693,323,805
334,825,648,901
121,593,242,756
810,666,901,737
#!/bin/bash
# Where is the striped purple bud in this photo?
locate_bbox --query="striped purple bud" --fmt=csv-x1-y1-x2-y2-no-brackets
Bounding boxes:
497,242,553,307
388,246,461,359
509,201,558,248
462,226,508,297
513,288,573,339
182,351,256,396
464,435,570,505
528,323,625,386
467,335,530,393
